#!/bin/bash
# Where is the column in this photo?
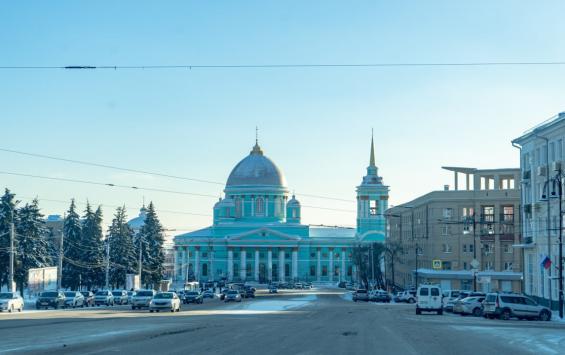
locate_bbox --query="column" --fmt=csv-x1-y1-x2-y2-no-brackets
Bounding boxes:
254,249,260,282
329,248,334,282
341,248,346,282
267,248,273,282
210,248,215,281
194,247,200,281
184,246,189,282
279,249,285,282
454,171,459,190
292,248,298,280
174,247,180,282
316,248,321,281
227,248,234,281
240,248,247,281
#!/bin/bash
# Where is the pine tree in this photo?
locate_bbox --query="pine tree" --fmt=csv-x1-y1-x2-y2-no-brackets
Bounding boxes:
108,206,136,289
138,202,165,288
15,199,52,292
81,203,105,289
0,189,18,290
62,200,82,289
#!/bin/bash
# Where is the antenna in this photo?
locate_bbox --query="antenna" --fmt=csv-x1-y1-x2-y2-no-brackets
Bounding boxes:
255,126,259,145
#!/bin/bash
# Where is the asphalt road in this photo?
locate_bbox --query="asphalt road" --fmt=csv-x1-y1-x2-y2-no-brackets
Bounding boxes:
1,289,564,355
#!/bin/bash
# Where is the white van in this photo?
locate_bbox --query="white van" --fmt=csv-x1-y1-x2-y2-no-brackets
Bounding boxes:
416,284,443,315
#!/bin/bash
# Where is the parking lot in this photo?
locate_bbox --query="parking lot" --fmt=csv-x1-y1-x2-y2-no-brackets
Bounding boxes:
1,288,564,354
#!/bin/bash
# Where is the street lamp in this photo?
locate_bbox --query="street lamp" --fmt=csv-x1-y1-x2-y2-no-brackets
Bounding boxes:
542,171,564,319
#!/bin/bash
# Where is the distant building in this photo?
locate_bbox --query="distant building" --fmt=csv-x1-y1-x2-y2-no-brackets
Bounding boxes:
173,135,389,285
386,167,522,293
512,112,565,310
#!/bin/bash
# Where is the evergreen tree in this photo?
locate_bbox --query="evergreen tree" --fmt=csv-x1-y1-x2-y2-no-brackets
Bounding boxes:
108,206,136,289
15,199,52,292
81,203,105,289
0,189,18,290
62,200,83,289
138,202,165,287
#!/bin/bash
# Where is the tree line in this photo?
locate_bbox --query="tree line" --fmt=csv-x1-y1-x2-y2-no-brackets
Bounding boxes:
0,188,166,293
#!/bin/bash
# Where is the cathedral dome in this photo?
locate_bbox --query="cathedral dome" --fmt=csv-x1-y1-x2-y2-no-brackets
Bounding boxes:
226,143,287,188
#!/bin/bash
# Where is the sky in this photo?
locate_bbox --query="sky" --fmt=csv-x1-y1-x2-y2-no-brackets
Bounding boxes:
1,0,565,236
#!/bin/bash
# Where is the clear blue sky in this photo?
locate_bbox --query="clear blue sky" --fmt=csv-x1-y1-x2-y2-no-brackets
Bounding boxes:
2,0,565,234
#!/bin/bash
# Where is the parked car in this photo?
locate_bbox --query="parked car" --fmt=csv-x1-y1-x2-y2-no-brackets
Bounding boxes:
416,285,443,315
36,291,66,310
127,291,135,304
224,290,242,302
64,291,85,308
94,290,115,306
269,285,278,293
112,290,128,305
80,291,95,307
244,288,255,298
202,290,215,299
453,296,485,317
149,292,181,313
220,289,229,300
183,291,204,304
482,293,551,321
0,292,24,312
370,290,391,303
345,283,355,290
442,290,461,312
397,290,417,304
131,290,155,310
353,289,369,302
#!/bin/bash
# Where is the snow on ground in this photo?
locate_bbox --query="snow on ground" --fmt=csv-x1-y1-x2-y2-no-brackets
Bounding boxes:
551,311,565,323
242,294,317,312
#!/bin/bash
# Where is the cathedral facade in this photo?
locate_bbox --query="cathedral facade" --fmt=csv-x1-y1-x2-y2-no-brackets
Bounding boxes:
173,136,389,284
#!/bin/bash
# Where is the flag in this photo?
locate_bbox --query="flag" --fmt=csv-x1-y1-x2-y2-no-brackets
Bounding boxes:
540,255,552,270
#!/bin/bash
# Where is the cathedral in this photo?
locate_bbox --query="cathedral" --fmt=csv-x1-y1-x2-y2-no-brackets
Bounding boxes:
173,135,389,285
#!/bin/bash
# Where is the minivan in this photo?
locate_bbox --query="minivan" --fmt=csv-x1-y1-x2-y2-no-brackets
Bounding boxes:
416,285,443,315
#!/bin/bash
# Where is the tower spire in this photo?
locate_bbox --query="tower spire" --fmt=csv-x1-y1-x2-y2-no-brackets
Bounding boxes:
251,126,263,155
369,129,376,167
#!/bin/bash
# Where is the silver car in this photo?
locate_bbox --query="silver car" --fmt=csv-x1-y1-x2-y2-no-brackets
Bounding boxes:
483,293,552,321
224,290,242,302
64,291,85,308
94,290,115,306
453,296,485,317
112,290,128,305
132,290,155,310
149,292,181,312
0,292,24,313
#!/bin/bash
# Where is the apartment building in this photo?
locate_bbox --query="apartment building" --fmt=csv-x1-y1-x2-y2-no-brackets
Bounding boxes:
386,167,522,293
512,112,565,310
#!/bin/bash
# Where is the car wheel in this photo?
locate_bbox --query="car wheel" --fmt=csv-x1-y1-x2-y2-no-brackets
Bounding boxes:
9,305,13,313
539,310,551,321
416,308,421,315
171,307,175,313
408,298,415,304
150,310,154,313
438,309,443,315
500,309,511,320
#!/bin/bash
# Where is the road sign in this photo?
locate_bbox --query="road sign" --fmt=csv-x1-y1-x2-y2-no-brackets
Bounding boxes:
470,259,480,269
432,260,442,270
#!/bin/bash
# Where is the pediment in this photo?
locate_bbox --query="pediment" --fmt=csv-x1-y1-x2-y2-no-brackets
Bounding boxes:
227,228,301,242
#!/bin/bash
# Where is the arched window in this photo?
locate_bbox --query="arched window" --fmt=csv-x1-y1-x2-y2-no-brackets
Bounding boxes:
235,197,242,217
202,263,208,277
255,197,265,216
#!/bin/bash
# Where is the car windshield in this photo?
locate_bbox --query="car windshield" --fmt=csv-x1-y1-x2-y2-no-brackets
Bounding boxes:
112,292,122,296
227,291,238,295
0,293,14,299
80,292,90,296
136,291,154,297
187,292,199,295
419,288,429,296
96,291,109,296
40,292,58,297
154,293,174,299
64,292,76,297
431,288,440,296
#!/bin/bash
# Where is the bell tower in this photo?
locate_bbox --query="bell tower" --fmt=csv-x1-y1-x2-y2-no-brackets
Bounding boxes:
356,132,389,241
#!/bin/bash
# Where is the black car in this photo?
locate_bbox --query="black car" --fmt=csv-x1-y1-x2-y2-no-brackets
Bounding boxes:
36,291,66,310
244,288,255,298
183,291,203,304
81,291,95,307
338,282,346,288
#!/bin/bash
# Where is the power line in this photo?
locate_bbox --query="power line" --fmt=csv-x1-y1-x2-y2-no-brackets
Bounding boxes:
0,147,355,203
1,170,356,213
2,61,565,70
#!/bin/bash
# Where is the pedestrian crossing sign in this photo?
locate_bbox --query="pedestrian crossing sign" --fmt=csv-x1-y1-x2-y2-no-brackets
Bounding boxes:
432,260,442,270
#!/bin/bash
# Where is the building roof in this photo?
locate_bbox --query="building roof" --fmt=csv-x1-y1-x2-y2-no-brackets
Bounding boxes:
512,111,565,144
226,143,287,188
309,226,356,239
127,207,147,231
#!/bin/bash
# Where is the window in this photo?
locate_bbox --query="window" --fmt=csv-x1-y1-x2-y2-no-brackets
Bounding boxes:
235,197,242,217
442,225,449,236
463,262,467,270
503,244,512,254
484,261,493,270
310,265,316,276
484,244,493,254
347,266,352,276
419,288,429,296
322,265,328,276
463,245,467,253
443,261,452,270
559,139,563,160
202,252,208,258
255,197,265,216
370,200,378,215
310,253,316,258
292,209,297,218
443,208,453,219
462,207,474,218
442,243,452,253
202,263,208,277
430,288,440,296
469,244,474,253
504,262,513,271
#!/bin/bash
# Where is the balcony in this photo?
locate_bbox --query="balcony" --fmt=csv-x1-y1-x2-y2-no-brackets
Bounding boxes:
500,214,514,224
480,214,495,223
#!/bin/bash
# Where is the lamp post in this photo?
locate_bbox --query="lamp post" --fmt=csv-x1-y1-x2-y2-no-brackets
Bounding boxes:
542,170,564,319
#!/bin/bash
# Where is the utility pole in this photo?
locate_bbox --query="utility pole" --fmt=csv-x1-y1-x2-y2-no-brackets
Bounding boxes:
105,238,110,290
138,235,143,286
57,215,64,290
8,210,15,292
557,173,563,319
